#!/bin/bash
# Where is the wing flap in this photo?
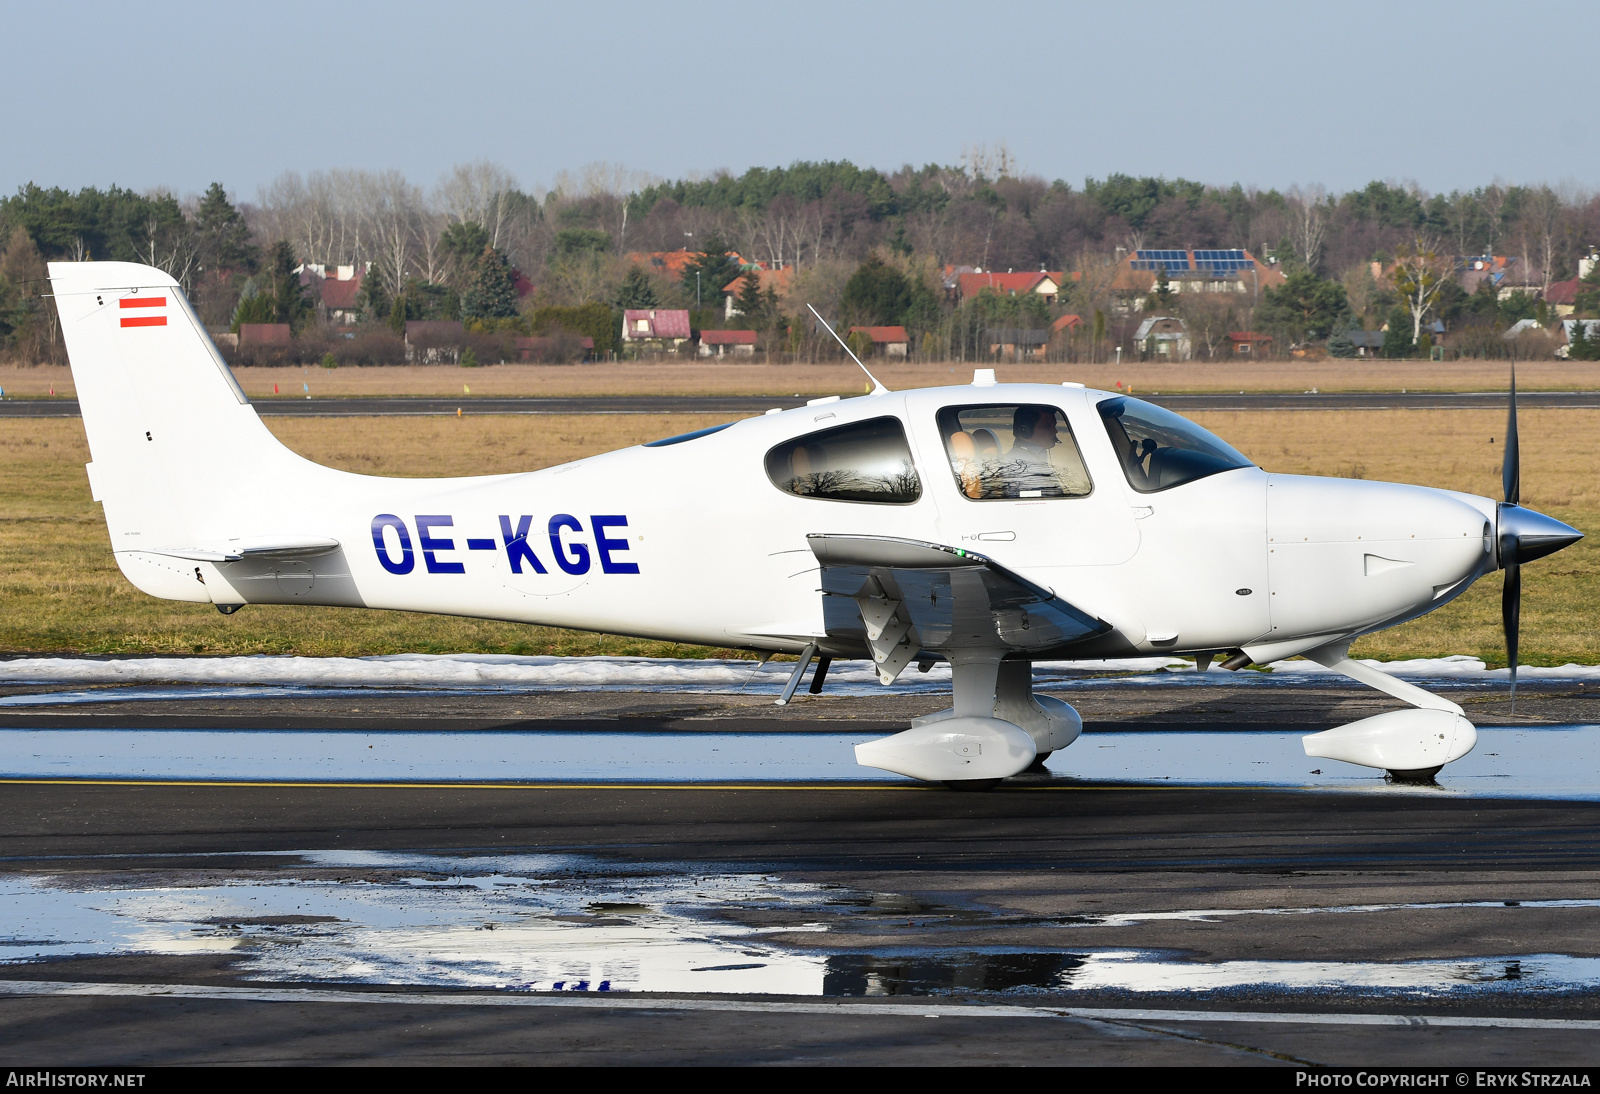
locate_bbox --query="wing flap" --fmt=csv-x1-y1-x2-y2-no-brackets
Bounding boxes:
807,534,1108,683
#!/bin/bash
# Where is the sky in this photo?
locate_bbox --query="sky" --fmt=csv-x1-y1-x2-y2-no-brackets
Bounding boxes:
7,0,1594,203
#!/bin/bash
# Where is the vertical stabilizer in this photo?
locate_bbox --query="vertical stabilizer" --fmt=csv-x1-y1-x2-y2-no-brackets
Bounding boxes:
48,261,306,599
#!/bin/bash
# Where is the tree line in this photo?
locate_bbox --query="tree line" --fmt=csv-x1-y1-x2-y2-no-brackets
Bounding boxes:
4,155,1598,364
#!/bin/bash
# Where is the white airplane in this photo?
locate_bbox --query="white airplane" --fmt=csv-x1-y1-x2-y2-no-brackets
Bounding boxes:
48,261,1582,788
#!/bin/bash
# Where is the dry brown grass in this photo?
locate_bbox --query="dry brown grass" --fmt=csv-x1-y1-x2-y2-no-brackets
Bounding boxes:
4,358,1598,400
1,410,1592,663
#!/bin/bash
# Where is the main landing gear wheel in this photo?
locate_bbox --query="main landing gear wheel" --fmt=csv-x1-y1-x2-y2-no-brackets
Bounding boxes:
1387,766,1443,783
943,779,1002,792
1026,751,1053,772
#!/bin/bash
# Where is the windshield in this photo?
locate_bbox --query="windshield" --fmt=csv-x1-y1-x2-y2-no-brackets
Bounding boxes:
1097,397,1252,493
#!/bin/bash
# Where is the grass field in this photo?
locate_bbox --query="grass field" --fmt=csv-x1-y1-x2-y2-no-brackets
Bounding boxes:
1,410,1593,664
4,358,1599,400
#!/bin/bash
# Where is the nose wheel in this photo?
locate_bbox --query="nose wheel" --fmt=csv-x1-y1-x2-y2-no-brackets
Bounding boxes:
1387,766,1442,784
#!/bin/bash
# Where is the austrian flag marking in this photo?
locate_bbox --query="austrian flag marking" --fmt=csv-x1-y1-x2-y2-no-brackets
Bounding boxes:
119,296,167,328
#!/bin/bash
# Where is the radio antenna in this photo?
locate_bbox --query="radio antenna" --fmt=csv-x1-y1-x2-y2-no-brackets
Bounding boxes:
807,303,889,395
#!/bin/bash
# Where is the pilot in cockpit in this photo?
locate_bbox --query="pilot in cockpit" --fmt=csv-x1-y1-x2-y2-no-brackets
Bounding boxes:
1005,406,1062,496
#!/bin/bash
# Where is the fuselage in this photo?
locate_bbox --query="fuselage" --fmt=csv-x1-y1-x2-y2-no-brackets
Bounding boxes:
116,380,1495,664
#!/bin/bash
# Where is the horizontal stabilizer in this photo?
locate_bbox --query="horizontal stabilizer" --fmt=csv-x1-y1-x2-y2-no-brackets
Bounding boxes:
146,535,341,562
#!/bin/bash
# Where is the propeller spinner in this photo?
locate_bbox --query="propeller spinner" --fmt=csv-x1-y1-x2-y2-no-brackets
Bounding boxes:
1497,365,1583,708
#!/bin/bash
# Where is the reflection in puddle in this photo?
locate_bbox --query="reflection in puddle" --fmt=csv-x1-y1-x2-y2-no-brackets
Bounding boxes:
3,725,1600,800
5,851,1600,1000
823,952,1596,997
1,851,832,995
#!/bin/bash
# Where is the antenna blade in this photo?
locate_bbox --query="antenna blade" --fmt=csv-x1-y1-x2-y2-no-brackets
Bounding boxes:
806,303,889,394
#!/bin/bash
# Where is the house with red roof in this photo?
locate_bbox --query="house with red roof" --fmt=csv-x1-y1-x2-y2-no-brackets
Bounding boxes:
627,249,757,283
956,270,1064,304
1101,248,1285,314
721,267,792,319
622,309,692,352
1545,278,1581,317
239,323,291,347
404,320,465,364
847,325,909,357
1228,331,1273,356
318,269,363,324
698,330,757,358
515,334,594,363
1047,314,1084,355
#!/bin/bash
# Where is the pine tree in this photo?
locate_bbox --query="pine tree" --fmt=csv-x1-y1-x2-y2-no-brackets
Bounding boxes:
1380,308,1413,359
680,236,740,309
461,245,518,319
1569,321,1600,361
614,265,659,308
735,272,766,322
1326,327,1356,358
194,183,256,274
388,290,408,336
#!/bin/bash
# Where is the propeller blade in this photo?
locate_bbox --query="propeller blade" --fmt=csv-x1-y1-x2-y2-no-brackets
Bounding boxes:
1502,560,1521,711
1503,364,1520,504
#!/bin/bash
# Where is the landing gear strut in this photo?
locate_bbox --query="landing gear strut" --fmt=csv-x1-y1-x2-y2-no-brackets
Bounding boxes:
854,653,1083,787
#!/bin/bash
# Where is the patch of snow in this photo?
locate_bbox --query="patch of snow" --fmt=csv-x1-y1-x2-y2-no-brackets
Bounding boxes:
0,652,1595,696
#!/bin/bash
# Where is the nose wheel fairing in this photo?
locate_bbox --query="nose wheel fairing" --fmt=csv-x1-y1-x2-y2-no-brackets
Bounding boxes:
1295,640,1477,779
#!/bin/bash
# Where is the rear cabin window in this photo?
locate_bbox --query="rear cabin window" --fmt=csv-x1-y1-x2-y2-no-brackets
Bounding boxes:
765,416,922,504
935,404,1092,500
1098,396,1253,493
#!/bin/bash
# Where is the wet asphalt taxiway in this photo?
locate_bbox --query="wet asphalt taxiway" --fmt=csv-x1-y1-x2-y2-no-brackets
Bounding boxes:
2,677,1599,1066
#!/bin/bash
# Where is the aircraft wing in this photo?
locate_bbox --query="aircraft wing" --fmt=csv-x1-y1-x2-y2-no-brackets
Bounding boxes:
144,535,342,562
807,533,1109,683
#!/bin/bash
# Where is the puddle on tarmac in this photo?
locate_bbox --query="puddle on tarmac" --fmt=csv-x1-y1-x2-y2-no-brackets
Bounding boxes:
3,725,1600,799
5,851,1600,999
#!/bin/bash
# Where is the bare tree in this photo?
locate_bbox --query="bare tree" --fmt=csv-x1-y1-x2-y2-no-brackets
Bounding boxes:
414,213,449,285
544,251,622,305
436,161,520,248
960,143,1018,182
1519,186,1562,294
1480,182,1508,254
1341,261,1380,328
363,171,424,296
1286,185,1327,272
1388,237,1452,345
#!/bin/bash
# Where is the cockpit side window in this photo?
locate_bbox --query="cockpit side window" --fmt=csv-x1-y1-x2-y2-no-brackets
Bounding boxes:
1097,396,1253,493
764,416,922,504
935,404,1092,500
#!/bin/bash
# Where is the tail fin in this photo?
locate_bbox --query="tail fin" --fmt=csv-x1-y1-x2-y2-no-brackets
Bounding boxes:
49,261,308,600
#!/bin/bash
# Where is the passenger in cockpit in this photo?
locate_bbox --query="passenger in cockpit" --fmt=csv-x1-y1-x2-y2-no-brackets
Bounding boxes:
945,429,982,499
788,443,826,493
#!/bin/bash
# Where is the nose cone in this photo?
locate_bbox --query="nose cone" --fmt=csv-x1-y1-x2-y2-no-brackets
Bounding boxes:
1498,504,1583,567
